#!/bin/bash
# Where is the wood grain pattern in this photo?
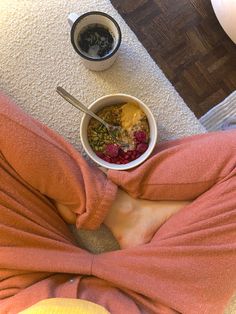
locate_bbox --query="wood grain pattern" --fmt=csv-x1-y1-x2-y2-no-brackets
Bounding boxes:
111,0,236,117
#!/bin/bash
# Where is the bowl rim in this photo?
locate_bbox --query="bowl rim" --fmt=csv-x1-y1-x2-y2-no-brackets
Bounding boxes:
80,93,158,170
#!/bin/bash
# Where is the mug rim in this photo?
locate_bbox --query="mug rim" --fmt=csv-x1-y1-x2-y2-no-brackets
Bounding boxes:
71,11,122,62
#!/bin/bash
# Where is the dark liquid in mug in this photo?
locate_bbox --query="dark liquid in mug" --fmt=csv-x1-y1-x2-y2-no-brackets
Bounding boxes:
78,24,114,58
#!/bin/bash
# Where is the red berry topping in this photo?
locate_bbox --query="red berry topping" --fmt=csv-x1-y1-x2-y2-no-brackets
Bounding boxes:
118,148,126,158
96,152,105,159
105,144,120,157
134,131,147,143
136,143,148,153
104,156,112,163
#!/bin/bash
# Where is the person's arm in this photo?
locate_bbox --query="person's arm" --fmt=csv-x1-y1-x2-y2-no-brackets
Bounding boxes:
0,92,117,229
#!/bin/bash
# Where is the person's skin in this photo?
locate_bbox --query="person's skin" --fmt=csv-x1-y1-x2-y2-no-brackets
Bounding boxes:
55,168,191,249
55,201,77,225
103,188,190,249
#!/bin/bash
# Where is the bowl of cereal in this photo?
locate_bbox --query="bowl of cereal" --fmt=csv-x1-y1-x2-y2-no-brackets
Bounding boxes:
80,94,157,170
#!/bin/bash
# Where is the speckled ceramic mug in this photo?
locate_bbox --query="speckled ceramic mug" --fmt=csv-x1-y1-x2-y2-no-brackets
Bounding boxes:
68,11,122,71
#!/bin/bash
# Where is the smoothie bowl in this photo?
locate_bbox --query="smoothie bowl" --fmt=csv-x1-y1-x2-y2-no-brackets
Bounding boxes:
80,94,157,170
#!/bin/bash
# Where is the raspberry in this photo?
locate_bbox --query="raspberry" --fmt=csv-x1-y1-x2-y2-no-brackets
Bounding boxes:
136,143,148,153
96,152,105,159
105,144,120,158
118,148,126,158
134,131,147,143
104,156,112,163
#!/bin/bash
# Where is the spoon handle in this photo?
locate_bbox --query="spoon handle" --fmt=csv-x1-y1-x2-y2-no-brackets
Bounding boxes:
56,86,109,127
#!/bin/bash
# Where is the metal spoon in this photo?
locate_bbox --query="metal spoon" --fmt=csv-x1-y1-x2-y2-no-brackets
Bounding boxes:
56,86,128,148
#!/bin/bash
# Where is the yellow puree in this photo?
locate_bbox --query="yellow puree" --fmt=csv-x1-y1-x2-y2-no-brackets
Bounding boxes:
121,102,145,131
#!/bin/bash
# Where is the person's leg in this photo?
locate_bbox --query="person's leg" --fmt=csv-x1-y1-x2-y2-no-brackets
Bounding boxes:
0,92,117,229
92,131,236,313
0,93,118,313
104,131,236,248
104,188,190,248
1,91,235,313
108,130,235,201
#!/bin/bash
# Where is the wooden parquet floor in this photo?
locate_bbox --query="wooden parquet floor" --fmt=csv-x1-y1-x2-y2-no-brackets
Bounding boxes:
111,0,236,117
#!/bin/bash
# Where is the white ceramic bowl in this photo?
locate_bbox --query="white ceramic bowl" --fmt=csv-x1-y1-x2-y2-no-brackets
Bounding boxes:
80,94,158,170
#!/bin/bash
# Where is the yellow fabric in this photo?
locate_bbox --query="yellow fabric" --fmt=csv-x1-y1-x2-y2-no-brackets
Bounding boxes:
19,298,110,314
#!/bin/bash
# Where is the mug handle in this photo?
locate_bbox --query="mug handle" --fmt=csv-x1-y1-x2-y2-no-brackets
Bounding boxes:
68,13,79,28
